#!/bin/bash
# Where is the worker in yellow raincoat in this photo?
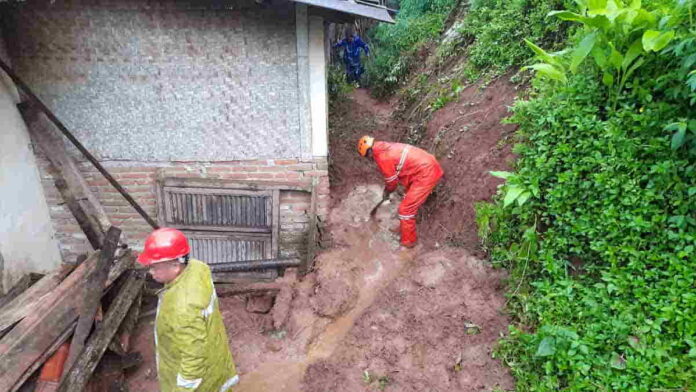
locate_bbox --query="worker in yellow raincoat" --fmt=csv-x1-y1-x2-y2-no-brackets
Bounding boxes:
137,228,238,392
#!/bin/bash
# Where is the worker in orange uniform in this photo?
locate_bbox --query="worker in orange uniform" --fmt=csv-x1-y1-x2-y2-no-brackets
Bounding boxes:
137,228,238,392
358,136,444,248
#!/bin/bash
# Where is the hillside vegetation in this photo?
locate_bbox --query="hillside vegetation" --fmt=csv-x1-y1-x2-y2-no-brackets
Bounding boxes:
363,0,696,390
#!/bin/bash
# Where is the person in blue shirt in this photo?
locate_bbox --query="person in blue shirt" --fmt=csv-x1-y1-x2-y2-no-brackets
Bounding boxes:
334,31,370,85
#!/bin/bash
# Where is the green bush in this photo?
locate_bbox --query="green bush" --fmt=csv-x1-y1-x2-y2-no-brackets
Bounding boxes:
365,0,458,98
458,0,572,73
478,0,696,390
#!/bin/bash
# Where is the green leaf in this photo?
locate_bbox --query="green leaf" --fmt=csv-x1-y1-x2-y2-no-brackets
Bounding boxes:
642,30,676,52
524,39,560,66
622,38,644,70
536,337,556,357
688,119,696,131
592,46,608,69
504,186,525,207
671,127,687,150
490,171,513,179
516,191,532,206
609,45,623,69
610,352,626,370
548,10,589,23
602,71,615,86
627,336,641,350
571,32,597,73
523,63,567,83
587,0,607,14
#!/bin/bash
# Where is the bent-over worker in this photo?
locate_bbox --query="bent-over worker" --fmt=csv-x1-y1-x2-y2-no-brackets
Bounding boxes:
137,228,238,392
358,136,444,248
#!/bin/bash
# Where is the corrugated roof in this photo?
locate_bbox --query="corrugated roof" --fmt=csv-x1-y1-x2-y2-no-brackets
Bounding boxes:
292,0,394,23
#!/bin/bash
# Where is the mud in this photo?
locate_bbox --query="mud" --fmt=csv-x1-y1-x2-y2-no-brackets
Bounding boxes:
126,82,515,391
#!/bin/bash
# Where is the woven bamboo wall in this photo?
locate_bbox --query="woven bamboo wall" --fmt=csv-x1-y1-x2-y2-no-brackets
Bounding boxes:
4,0,302,161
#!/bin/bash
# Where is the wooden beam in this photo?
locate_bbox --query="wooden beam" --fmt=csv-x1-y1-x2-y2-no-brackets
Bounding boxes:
19,103,112,249
63,227,122,377
0,251,134,391
161,176,313,193
302,177,319,275
0,275,33,310
57,270,145,392
0,266,74,335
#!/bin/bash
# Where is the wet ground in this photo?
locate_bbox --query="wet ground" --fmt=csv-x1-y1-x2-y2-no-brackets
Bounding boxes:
126,184,512,392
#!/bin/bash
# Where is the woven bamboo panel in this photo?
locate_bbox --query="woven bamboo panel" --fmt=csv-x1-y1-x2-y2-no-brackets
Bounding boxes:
6,0,301,161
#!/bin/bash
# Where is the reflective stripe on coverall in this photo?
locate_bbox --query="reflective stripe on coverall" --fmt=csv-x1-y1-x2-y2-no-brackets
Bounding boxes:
372,141,444,246
155,259,238,392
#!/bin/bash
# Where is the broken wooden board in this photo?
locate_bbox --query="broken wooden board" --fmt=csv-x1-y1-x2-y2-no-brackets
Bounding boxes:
19,103,111,249
0,275,33,310
0,266,74,334
57,270,145,392
63,226,122,377
0,251,135,391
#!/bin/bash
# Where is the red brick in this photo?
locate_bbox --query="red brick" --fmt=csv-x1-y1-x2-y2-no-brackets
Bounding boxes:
274,159,299,165
257,166,284,173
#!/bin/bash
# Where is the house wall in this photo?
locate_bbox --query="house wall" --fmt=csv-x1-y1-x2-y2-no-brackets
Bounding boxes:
4,0,303,161
4,1,331,263
0,53,62,293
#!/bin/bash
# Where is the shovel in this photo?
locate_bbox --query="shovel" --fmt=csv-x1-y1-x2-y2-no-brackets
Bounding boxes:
369,198,389,218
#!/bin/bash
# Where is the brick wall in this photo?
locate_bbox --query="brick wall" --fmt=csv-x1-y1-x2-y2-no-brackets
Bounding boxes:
34,152,329,263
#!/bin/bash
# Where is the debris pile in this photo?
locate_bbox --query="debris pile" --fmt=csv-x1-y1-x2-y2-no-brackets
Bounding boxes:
0,227,145,392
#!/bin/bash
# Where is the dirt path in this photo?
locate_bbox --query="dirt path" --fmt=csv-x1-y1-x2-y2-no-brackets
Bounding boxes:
126,87,514,391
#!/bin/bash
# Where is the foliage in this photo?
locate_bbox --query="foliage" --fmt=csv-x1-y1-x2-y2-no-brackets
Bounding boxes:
364,0,458,98
478,0,696,389
524,0,694,109
328,64,354,103
455,0,573,74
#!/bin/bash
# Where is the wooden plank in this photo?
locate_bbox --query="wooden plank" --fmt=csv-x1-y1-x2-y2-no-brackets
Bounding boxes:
57,270,145,392
19,104,111,249
63,227,122,377
0,251,134,391
272,189,280,259
9,321,76,392
171,224,272,234
302,178,319,275
216,281,283,297
162,177,313,192
0,275,32,310
164,186,273,197
0,266,74,334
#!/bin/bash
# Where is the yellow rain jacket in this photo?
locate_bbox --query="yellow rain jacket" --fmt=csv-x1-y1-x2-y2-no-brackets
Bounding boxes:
155,259,238,392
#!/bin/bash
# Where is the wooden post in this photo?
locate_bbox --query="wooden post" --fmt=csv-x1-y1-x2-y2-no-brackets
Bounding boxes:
57,270,145,392
302,178,319,275
19,103,111,249
63,226,122,377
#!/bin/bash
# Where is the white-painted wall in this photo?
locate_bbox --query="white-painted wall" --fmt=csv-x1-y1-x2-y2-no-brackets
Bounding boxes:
0,66,62,293
309,15,328,158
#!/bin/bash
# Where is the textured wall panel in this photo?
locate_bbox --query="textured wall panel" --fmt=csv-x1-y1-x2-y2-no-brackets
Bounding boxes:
5,0,301,161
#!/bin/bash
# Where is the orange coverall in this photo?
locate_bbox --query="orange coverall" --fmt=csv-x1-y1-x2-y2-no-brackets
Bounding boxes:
372,141,444,246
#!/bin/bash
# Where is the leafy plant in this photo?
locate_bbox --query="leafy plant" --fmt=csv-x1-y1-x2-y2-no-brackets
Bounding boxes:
523,0,692,108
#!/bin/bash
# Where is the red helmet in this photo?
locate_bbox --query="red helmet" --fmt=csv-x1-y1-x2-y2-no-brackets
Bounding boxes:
137,228,190,266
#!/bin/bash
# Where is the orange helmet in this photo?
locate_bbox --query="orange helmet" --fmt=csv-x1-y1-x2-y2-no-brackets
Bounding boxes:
137,228,190,266
358,135,375,157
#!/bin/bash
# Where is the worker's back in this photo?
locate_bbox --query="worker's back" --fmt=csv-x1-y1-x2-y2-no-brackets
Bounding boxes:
372,141,443,189
155,259,237,392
